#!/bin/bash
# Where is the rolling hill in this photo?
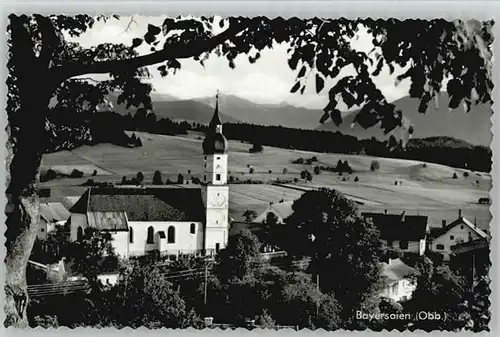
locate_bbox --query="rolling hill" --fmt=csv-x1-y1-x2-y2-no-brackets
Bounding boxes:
100,91,491,146
315,93,492,146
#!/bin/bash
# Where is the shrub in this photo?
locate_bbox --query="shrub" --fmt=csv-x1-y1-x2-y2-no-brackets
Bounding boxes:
338,171,343,176
311,156,318,162
282,168,288,175
136,171,144,183
370,160,380,172
81,179,95,186
177,173,184,184
268,169,272,174
70,169,84,178
152,170,163,185
249,168,255,174
463,171,469,177
313,166,321,175
422,163,427,168
192,177,201,184
40,169,57,182
452,172,458,179
249,143,264,153
229,175,235,182
92,170,98,176
121,176,128,185
395,180,398,185
293,177,299,183
292,158,304,164
354,176,359,182
342,177,347,182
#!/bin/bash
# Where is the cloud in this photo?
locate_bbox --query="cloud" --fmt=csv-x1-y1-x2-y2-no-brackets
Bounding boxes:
69,15,414,109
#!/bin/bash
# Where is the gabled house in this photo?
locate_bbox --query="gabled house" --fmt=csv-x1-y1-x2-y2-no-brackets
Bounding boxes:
362,212,428,255
254,201,294,224
37,202,71,240
380,258,417,303
430,214,489,261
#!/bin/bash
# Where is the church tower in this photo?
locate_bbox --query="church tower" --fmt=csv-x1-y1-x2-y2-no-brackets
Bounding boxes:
202,92,229,254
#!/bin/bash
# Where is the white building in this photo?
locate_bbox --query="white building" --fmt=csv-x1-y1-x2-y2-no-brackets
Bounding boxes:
68,94,231,258
254,201,294,224
362,212,429,255
430,213,489,261
37,202,71,240
380,258,417,303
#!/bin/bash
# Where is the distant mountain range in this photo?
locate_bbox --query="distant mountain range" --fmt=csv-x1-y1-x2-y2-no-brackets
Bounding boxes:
315,93,492,147
104,91,492,147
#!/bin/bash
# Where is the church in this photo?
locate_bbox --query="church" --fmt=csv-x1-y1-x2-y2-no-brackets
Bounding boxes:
68,94,230,258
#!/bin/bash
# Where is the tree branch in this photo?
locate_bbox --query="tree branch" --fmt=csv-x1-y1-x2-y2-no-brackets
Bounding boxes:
54,22,246,83
122,16,138,34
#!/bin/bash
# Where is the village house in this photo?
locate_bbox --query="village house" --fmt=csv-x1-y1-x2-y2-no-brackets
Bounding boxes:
254,201,294,224
37,202,71,240
68,94,231,258
429,210,490,261
362,212,428,255
380,258,417,303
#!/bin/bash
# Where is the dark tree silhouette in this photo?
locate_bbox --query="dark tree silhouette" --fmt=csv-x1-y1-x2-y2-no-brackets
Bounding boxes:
5,14,493,326
283,189,383,327
152,170,163,185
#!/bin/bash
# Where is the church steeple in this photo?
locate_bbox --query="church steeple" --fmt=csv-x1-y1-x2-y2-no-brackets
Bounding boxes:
203,91,228,154
208,90,223,133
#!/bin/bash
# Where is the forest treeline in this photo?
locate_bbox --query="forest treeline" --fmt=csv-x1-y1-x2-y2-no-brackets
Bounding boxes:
46,108,491,173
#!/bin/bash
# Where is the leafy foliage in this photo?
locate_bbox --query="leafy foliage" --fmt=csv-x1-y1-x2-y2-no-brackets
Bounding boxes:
282,188,383,326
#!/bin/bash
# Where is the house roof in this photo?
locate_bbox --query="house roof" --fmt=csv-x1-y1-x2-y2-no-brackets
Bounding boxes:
451,237,490,255
87,211,128,231
70,187,206,222
362,212,428,241
430,217,489,240
381,258,417,284
39,202,70,223
254,201,294,223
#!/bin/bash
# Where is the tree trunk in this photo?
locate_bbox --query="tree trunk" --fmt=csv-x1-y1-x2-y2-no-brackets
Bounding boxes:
5,14,55,327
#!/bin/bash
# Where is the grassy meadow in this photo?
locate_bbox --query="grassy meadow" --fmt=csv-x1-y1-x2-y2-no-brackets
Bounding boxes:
41,131,492,230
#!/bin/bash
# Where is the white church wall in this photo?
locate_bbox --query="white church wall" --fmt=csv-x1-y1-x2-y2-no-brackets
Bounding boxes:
110,231,129,258
128,221,203,256
70,214,88,241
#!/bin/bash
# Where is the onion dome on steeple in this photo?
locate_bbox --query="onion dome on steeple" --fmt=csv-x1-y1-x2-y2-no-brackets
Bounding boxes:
203,91,228,154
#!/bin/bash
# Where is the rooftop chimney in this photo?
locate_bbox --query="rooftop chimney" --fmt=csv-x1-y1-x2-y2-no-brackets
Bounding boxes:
441,220,447,228
384,209,388,214
458,209,462,219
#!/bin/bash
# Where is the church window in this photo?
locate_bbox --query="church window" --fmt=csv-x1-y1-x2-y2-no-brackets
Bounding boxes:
168,226,176,243
204,156,207,160
147,226,154,244
215,243,220,253
204,174,206,181
77,227,83,241
190,223,196,234
436,244,444,250
129,227,134,243
216,174,221,181
217,156,221,160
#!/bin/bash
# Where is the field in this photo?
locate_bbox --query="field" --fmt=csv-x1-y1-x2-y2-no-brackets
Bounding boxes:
41,131,492,230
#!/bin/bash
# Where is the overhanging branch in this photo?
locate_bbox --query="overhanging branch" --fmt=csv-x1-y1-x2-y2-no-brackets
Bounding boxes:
54,22,246,84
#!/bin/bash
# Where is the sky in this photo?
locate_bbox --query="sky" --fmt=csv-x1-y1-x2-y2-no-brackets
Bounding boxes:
68,15,415,109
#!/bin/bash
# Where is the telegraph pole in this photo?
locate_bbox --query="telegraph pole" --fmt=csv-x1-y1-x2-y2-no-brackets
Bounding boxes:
204,261,209,305
316,273,320,315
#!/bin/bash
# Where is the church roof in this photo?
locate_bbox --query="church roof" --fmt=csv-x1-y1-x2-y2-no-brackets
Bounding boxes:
70,187,206,223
